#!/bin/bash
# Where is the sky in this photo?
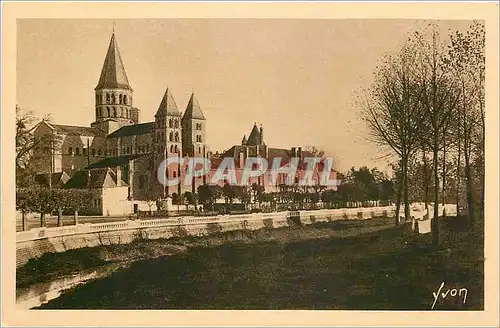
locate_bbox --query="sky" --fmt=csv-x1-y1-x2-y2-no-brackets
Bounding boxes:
17,19,473,173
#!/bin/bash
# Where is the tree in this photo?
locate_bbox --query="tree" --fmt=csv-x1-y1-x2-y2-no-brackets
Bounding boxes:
16,105,53,187
222,182,236,204
65,189,93,225
447,21,485,226
359,39,425,223
31,187,55,227
16,187,37,231
414,25,460,245
251,183,265,203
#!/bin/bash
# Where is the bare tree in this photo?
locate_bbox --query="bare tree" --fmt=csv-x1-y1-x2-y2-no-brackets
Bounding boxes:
414,25,460,245
359,40,425,224
446,21,485,226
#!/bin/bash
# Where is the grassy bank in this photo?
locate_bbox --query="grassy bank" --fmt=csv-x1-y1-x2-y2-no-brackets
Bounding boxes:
31,216,483,310
17,217,392,289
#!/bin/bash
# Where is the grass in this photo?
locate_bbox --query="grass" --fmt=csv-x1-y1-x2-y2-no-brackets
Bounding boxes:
30,216,484,310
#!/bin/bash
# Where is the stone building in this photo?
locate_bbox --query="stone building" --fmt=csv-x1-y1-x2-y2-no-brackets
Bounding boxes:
32,31,208,214
31,30,335,215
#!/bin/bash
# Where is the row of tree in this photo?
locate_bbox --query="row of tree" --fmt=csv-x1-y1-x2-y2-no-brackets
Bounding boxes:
16,187,93,230
360,22,485,244
161,166,394,212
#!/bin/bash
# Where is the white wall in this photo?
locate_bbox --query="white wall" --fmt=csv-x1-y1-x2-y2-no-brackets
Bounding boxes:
102,186,132,216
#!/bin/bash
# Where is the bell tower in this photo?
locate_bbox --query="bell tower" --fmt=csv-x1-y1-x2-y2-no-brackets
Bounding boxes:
181,92,207,158
91,31,137,134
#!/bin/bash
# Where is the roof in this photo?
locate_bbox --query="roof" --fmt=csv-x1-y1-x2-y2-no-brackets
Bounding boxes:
107,122,154,138
95,32,132,90
220,145,315,168
86,153,147,169
182,93,206,120
155,87,181,117
35,172,71,188
64,168,126,189
246,123,263,146
52,124,105,136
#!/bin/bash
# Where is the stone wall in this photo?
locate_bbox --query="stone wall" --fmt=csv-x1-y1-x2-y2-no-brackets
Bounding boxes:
16,204,457,268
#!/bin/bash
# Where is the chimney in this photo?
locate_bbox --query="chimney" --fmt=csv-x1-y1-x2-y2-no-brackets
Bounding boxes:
244,146,249,159
291,147,296,158
239,152,244,169
116,166,122,187
264,145,268,158
298,147,302,159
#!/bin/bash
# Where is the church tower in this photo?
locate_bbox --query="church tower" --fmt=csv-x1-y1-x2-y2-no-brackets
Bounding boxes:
91,31,137,134
153,87,183,196
181,92,207,157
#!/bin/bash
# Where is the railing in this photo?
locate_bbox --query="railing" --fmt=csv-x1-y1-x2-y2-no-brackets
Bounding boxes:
16,204,457,243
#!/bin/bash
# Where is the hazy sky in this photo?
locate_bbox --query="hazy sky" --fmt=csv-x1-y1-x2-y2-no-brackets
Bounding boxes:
17,19,472,172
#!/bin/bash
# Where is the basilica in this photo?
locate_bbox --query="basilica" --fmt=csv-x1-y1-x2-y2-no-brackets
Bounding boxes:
32,31,335,216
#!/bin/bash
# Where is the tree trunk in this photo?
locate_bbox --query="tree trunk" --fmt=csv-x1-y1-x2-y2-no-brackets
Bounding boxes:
441,140,447,219
74,210,79,225
422,147,430,219
403,155,410,223
57,208,63,227
464,144,474,227
456,136,461,217
432,141,440,247
395,165,403,225
40,211,45,228
22,211,27,231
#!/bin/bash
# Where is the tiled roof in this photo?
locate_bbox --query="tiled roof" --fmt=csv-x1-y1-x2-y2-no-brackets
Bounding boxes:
52,124,105,136
95,33,132,90
64,168,126,189
86,154,147,169
107,122,154,138
155,87,181,117
182,93,206,120
35,172,71,188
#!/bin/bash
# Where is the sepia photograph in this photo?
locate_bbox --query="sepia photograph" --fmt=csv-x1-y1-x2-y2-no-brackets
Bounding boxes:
2,2,499,327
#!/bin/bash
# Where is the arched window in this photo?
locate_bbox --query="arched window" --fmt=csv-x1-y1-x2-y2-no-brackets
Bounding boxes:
174,145,178,153
174,120,179,128
106,93,110,104
169,119,173,128
175,132,179,142
68,147,73,155
113,107,117,117
127,146,130,154
111,94,116,104
98,149,102,156
169,132,174,142
123,95,128,105
121,108,124,117
92,149,96,156
170,145,174,153
107,107,111,117
126,109,129,118
119,94,123,104
95,108,99,117
75,147,80,155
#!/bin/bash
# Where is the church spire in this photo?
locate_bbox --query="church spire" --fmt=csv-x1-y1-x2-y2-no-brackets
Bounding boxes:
95,31,132,91
182,92,206,120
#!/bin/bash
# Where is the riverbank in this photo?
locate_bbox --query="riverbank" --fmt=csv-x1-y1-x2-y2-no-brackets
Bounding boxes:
20,215,484,310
